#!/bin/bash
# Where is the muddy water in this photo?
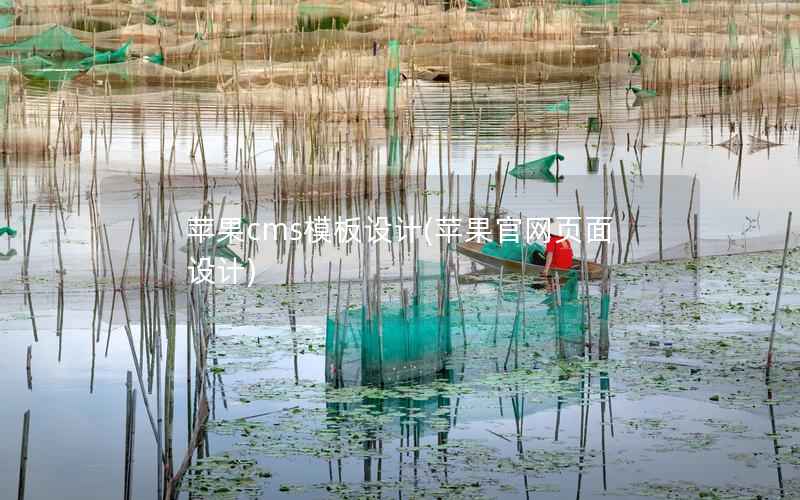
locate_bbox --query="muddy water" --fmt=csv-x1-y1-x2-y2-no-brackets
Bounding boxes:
1,79,799,499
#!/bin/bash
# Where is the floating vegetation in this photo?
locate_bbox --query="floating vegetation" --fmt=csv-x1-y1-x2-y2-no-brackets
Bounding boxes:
179,454,270,499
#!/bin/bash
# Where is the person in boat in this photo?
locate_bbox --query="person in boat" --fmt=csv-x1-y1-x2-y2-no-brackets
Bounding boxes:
541,218,574,278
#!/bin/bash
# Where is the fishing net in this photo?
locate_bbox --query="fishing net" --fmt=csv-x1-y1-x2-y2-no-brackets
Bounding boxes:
385,39,399,118
548,271,585,357
0,13,12,30
546,98,570,113
783,33,800,68
0,54,53,70
325,261,454,387
228,84,407,118
466,0,492,12
509,153,564,182
79,40,131,68
608,32,764,59
76,59,184,85
480,241,545,263
0,25,95,57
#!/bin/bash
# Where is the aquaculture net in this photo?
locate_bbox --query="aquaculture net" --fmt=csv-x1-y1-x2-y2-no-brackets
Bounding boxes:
480,241,545,263
326,261,454,387
509,153,564,182
537,270,586,359
0,25,95,57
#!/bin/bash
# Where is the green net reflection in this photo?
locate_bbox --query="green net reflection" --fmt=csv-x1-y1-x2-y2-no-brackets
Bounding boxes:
326,261,454,387
297,3,350,32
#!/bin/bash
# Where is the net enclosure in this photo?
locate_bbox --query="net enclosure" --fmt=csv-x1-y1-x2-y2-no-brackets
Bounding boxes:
325,261,454,387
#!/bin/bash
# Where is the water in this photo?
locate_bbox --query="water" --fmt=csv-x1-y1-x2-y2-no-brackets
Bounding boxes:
2,60,800,500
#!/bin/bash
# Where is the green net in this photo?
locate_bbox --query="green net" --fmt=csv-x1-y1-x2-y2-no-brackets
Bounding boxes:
79,40,130,69
386,40,400,172
546,271,586,358
629,50,642,72
0,25,95,57
728,19,738,49
646,18,660,32
629,86,656,97
0,13,13,30
297,3,350,32
546,99,570,113
20,60,84,82
783,33,800,68
145,53,164,65
326,261,454,387
0,54,53,70
509,153,564,182
467,0,492,11
145,12,166,26
580,7,619,27
480,241,545,263
0,53,82,83
0,0,12,10
386,39,399,118
627,84,656,106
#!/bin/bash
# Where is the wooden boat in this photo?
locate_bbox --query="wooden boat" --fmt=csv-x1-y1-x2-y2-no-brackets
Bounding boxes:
457,242,604,280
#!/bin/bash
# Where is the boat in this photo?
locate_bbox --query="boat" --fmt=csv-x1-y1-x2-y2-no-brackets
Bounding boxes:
457,241,604,280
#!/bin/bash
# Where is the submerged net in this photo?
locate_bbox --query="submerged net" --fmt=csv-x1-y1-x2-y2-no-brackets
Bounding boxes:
325,261,454,387
325,256,594,389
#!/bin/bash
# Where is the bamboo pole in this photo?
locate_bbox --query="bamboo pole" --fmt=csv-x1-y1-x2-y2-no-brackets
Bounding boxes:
123,371,135,500
17,410,30,500
658,115,667,261
26,346,31,391
766,211,793,381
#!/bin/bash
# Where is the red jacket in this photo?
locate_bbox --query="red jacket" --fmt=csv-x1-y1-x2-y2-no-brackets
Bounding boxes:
546,234,573,270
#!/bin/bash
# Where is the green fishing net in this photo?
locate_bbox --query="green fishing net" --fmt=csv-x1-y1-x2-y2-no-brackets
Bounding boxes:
326,261,454,387
145,53,164,65
629,51,642,72
0,25,95,57
480,241,545,263
783,33,800,68
509,153,564,182
79,40,130,68
386,39,399,116
467,0,492,11
546,99,570,113
297,3,350,32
